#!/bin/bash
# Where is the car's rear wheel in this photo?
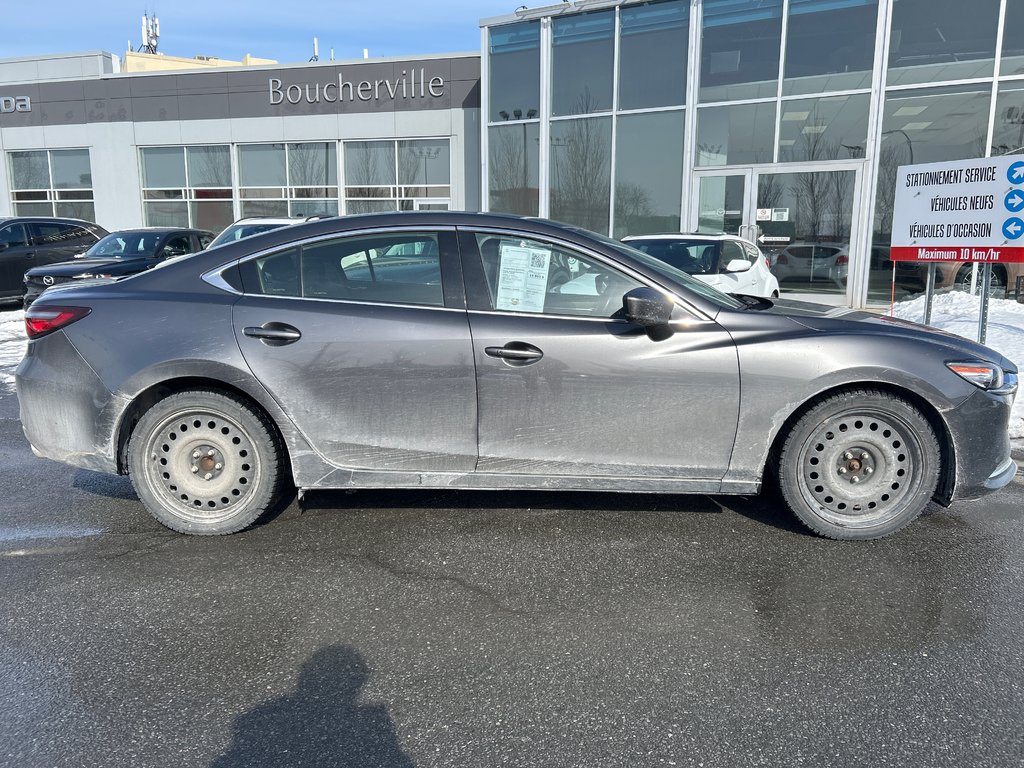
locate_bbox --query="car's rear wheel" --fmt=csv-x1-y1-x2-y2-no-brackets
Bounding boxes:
128,390,291,534
776,390,940,540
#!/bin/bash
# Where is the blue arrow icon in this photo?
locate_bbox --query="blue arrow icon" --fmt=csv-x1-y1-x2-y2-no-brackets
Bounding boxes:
1006,190,1024,212
1008,161,1024,184
1003,217,1024,239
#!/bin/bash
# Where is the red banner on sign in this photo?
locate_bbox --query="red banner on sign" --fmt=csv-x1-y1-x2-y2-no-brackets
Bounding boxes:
889,246,1024,263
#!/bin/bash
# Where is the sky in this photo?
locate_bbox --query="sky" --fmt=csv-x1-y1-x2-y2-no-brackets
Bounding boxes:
3,1,520,64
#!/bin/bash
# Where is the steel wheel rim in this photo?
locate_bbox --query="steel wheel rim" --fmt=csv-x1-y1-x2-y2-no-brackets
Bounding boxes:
142,406,261,524
795,408,925,529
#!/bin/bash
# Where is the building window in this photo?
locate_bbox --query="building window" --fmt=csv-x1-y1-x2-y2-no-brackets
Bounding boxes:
618,1,689,111
141,145,233,230
488,123,540,217
343,139,450,213
870,85,992,302
8,149,95,221
992,82,1024,157
238,142,338,218
783,0,878,95
552,10,615,116
700,0,784,103
1001,0,1024,77
888,0,1001,87
777,94,870,162
614,110,685,237
549,117,612,233
696,102,777,166
489,21,541,123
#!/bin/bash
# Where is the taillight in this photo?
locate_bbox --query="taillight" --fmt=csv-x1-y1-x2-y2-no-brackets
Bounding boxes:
764,258,770,269
24,305,91,339
835,254,849,266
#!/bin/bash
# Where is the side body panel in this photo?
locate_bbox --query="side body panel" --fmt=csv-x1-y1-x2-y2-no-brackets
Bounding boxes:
467,311,741,478
232,296,477,472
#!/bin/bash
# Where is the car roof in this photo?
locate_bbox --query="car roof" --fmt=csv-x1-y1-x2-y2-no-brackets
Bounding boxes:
102,227,209,235
0,216,97,225
623,232,755,244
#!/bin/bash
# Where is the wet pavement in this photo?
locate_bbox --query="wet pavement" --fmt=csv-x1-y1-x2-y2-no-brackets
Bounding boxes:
2,378,1024,766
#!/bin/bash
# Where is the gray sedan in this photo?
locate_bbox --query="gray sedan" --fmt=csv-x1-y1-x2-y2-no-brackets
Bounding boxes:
15,212,1019,540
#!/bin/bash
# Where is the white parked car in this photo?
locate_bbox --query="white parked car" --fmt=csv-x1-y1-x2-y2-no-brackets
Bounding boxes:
622,233,780,298
207,216,311,249
769,241,850,288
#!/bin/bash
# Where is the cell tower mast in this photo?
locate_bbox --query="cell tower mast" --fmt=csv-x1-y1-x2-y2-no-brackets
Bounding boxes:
139,12,160,54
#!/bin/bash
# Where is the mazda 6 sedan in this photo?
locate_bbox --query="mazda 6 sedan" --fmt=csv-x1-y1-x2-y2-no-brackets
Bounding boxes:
15,212,1019,540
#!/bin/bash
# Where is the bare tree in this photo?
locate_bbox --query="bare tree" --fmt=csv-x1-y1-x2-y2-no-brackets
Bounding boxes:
489,126,533,215
550,90,610,232
613,182,653,236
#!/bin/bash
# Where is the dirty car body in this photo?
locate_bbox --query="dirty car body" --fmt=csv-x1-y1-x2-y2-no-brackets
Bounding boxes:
15,212,1018,539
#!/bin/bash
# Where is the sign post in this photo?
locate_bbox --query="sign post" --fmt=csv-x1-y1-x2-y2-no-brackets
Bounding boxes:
892,156,1024,343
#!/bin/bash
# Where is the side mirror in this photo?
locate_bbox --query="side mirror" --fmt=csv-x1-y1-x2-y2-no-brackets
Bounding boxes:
725,258,752,273
622,287,674,340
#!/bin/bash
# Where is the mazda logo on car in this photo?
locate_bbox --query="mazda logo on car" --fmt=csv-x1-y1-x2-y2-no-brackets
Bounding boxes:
42,276,54,286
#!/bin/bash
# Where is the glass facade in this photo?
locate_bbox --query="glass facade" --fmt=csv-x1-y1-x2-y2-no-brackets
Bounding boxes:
344,139,451,213
141,145,233,229
484,0,1024,307
140,139,451,226
8,149,94,220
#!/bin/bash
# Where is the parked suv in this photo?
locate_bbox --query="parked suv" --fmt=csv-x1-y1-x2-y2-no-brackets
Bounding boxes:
23,227,212,308
0,217,107,303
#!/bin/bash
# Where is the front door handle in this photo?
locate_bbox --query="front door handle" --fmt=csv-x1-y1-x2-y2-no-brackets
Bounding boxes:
243,322,302,346
485,343,544,364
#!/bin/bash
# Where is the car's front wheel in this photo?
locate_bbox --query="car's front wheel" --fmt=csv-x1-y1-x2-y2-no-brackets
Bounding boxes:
128,390,292,534
776,389,940,540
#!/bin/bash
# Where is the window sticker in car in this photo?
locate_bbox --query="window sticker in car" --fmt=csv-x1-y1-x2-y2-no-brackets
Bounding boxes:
495,242,552,312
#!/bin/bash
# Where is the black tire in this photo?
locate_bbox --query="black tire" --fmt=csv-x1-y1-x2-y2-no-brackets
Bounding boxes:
128,389,292,534
776,389,940,540
954,265,1006,297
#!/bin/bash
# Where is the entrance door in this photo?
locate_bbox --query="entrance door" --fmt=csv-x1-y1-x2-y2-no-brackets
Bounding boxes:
692,170,753,236
690,164,863,305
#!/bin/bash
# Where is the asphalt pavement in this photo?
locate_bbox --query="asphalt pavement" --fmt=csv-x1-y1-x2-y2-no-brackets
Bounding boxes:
1,330,1024,766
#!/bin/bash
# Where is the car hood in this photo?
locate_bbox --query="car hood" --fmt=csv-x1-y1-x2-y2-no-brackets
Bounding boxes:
757,297,1016,371
25,256,154,278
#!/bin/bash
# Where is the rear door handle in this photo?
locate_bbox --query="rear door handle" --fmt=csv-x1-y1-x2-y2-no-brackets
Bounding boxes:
485,343,544,364
243,322,302,346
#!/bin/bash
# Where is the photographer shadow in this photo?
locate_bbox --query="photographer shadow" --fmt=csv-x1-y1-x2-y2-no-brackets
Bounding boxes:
213,644,413,768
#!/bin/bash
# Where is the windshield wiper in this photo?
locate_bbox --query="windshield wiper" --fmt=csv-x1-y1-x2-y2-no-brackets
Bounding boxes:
730,293,775,311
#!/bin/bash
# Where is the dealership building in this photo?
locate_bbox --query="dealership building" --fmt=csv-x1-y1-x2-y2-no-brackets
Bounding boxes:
0,0,1023,308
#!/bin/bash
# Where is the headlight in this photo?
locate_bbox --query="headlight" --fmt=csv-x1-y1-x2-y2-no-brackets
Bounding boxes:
946,361,1018,395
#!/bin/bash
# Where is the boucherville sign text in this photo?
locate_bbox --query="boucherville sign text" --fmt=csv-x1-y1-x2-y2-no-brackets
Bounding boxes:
891,156,1024,264
269,69,445,106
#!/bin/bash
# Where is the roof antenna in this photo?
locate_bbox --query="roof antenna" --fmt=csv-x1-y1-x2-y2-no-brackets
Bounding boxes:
309,37,319,62
139,11,159,54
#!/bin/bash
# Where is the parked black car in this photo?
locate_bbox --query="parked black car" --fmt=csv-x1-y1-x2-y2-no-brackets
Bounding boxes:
23,227,213,308
0,217,107,304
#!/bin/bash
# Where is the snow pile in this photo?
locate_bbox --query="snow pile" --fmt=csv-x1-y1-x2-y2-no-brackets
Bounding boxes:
892,292,1024,439
0,310,26,390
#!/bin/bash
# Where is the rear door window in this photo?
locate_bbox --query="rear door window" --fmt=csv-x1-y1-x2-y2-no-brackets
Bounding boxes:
239,232,446,307
0,223,30,248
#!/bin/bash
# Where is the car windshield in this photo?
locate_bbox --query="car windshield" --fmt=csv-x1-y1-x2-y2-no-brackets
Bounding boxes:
208,223,290,249
625,238,722,276
84,232,165,259
580,231,744,309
